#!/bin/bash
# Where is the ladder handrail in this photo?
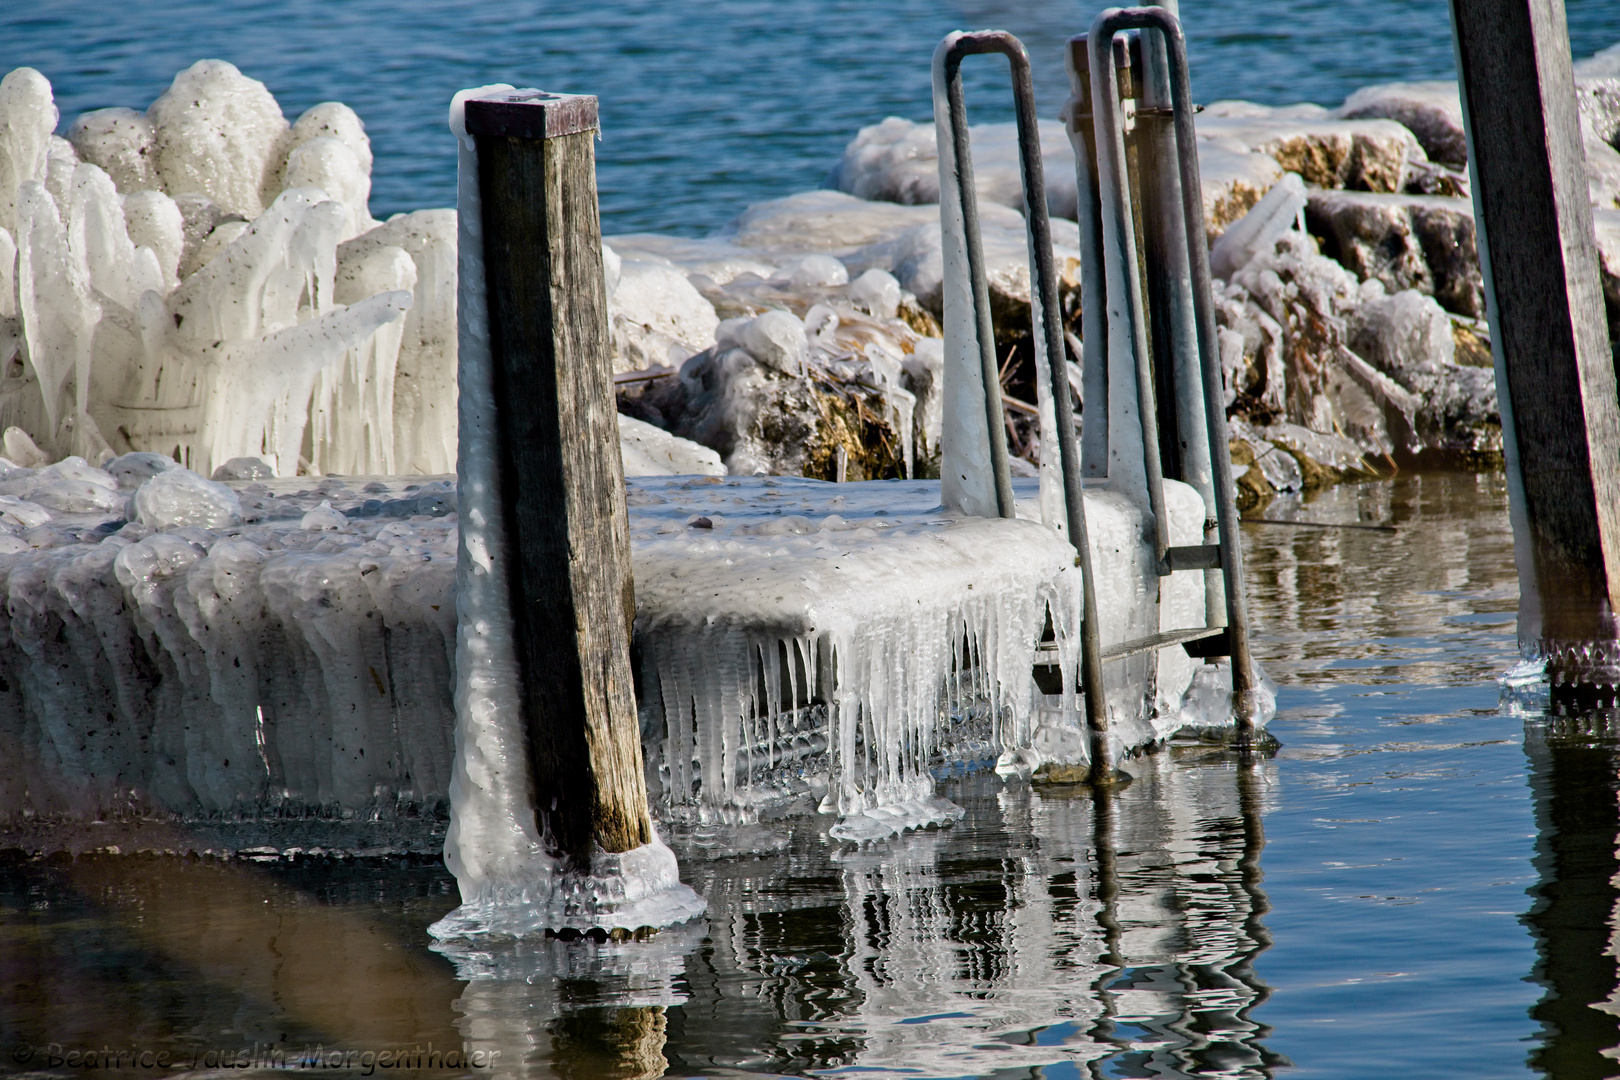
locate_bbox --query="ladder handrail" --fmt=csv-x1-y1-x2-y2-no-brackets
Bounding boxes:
1084,6,1259,731
936,32,1111,773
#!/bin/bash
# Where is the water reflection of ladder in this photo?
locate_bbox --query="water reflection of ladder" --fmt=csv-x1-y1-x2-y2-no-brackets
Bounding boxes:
934,7,1257,778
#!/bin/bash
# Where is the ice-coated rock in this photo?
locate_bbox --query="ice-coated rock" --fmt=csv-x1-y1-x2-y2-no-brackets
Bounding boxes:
133,466,242,528
716,188,1080,320
1588,134,1620,210
1196,142,1290,239
1596,209,1620,335
1577,42,1620,80
1196,111,1421,193
1263,421,1375,476
604,233,777,286
628,319,921,480
105,451,176,488
1305,189,1483,317
1210,173,1307,280
773,254,849,288
1347,282,1497,441
847,267,902,320
608,257,721,373
0,495,50,529
67,107,158,193
721,310,807,376
826,115,1080,219
824,114,1288,239
1226,418,1304,493
618,413,724,477
300,499,348,531
1216,230,1407,456
0,455,123,513
3,426,47,467
1577,77,1620,150
1338,81,1467,166
210,456,275,481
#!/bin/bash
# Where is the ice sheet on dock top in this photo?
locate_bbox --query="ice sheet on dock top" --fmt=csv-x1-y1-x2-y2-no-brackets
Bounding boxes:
627,474,1073,631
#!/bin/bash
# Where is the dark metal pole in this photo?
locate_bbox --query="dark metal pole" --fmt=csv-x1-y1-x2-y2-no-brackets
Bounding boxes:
1064,38,1112,481
1087,19,1174,569
1448,0,1620,692
1135,10,1226,628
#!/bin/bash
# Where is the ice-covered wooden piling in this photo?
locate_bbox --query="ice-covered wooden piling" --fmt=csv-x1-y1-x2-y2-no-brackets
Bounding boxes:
439,86,703,935
461,90,649,869
1449,0,1620,690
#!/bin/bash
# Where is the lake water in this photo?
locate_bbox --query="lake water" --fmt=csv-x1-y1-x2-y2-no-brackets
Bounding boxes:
3,0,1617,233
7,471,1610,1079
3,3,1619,1075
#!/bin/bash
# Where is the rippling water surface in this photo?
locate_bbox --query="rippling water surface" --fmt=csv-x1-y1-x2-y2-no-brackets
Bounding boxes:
9,472,1616,1078
2,0,1616,232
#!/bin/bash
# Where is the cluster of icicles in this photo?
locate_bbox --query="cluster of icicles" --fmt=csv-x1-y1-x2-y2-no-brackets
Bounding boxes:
0,63,457,479
0,452,461,821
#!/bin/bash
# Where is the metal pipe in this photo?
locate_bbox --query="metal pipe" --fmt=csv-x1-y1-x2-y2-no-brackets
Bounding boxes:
1087,17,1174,569
944,30,1111,777
942,37,1017,519
1091,5,1259,729
1135,17,1226,626
1064,37,1112,481
1005,34,1112,777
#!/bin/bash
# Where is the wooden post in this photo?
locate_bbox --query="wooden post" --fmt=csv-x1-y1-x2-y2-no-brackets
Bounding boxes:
1449,0,1620,686
462,91,652,871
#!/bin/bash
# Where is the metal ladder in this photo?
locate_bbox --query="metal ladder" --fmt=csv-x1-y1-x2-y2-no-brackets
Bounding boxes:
935,7,1257,782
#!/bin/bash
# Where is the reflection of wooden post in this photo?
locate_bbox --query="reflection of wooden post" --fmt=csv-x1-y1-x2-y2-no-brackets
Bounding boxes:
552,1007,668,1080
462,92,651,870
1449,0,1620,686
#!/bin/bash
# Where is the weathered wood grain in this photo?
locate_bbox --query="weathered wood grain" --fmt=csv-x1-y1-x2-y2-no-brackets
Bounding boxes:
1450,0,1620,663
474,115,652,869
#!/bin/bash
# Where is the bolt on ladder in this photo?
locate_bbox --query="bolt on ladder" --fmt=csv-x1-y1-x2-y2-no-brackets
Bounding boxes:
932,7,1257,783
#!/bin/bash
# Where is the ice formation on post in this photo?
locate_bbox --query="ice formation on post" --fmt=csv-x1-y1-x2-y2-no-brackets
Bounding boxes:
434,87,703,938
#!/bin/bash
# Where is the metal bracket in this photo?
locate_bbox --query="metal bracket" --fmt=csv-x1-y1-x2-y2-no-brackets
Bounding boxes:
1162,544,1222,572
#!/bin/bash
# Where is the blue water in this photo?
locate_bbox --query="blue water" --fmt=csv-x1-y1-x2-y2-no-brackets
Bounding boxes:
6,471,1601,1079
2,0,1616,233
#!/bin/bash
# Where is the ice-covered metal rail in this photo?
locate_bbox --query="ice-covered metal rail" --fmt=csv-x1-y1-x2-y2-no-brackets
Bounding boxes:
935,12,1262,764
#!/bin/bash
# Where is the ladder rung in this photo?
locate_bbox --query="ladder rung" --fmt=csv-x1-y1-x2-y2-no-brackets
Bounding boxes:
1180,628,1232,658
1163,544,1222,572
1102,625,1225,662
